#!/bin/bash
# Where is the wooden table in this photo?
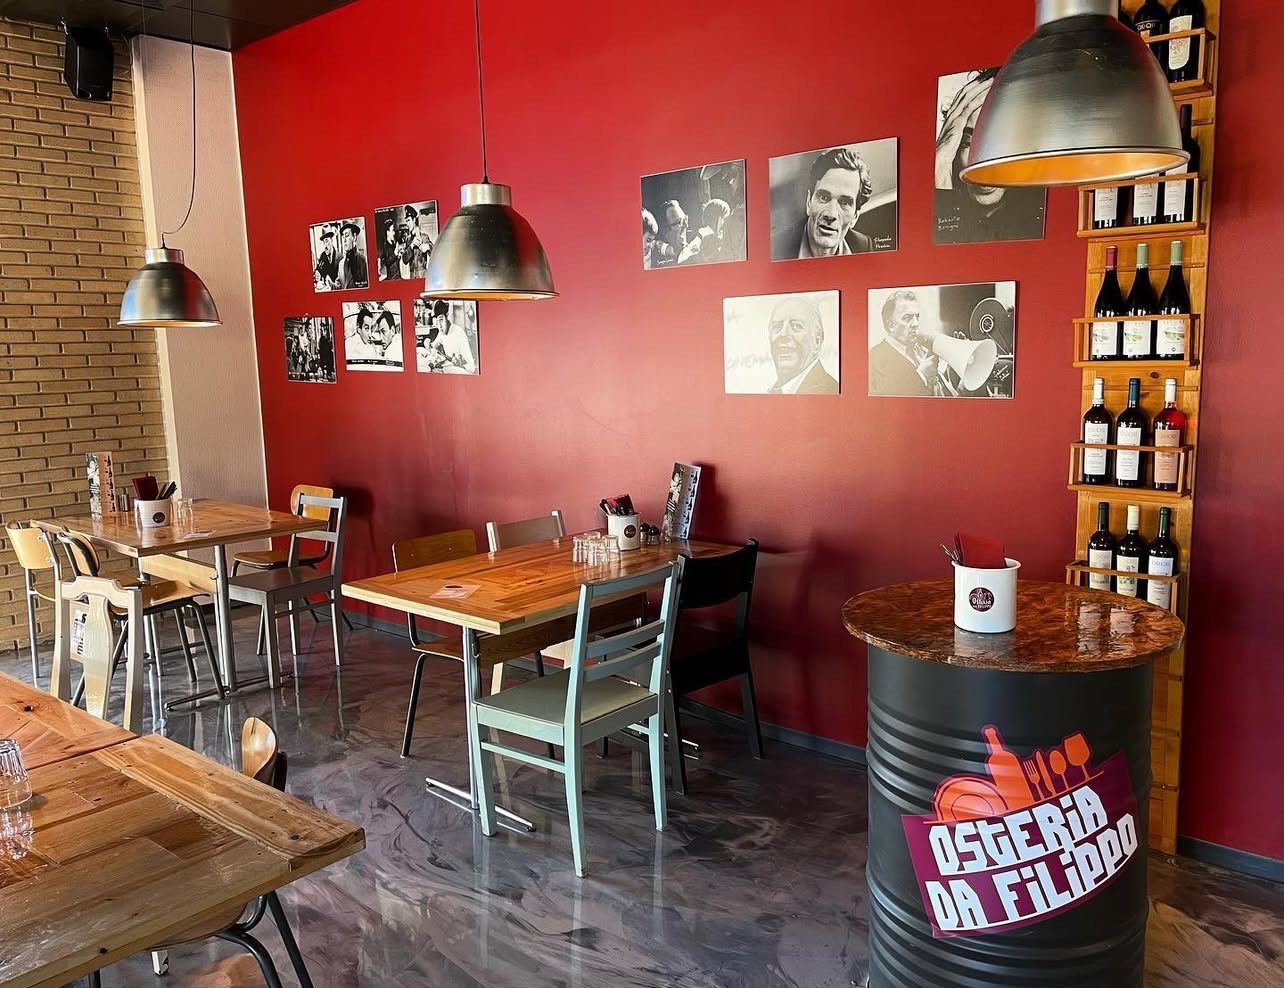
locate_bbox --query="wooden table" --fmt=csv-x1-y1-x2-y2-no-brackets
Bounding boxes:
0,672,132,770
36,500,317,692
0,722,364,988
342,535,734,827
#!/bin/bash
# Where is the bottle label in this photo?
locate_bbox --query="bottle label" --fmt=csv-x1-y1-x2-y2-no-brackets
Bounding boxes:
1168,15,1194,70
1155,430,1182,485
1122,320,1152,356
1163,175,1190,219
1116,556,1141,597
1094,188,1118,223
1156,318,1186,356
1147,556,1175,609
1083,422,1110,477
1091,321,1119,357
1116,425,1143,480
1088,548,1114,591
1132,182,1159,221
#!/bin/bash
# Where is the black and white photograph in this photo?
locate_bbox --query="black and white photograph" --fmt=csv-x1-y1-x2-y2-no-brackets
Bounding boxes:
342,301,403,371
310,216,369,291
935,69,1046,245
414,297,478,375
374,200,437,281
723,290,840,395
283,316,336,383
769,138,898,260
641,159,746,269
867,282,1016,399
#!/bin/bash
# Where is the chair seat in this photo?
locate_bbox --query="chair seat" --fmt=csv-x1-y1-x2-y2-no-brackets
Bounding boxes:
475,668,655,739
412,635,465,662
233,548,326,569
149,902,249,947
227,566,332,601
670,623,750,694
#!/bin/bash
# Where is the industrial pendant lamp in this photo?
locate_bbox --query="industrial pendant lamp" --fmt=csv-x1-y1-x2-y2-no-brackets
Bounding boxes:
424,0,556,300
961,0,1188,188
119,4,220,327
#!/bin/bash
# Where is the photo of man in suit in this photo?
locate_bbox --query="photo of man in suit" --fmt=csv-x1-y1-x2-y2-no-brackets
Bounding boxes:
723,290,840,395
767,295,839,394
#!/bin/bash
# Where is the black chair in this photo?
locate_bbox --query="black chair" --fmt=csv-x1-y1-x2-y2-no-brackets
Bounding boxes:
667,539,762,793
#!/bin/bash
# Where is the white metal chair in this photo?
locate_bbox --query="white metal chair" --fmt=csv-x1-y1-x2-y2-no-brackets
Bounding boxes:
470,560,684,877
5,522,55,683
226,494,347,688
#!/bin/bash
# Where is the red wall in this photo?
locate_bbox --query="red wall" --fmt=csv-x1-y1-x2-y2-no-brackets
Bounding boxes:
232,0,1280,860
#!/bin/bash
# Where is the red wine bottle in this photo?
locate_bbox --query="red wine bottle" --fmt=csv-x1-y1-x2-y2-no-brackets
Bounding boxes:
1134,0,1168,65
1091,246,1125,360
1122,244,1157,359
1163,106,1201,223
1114,377,1147,488
1153,378,1187,491
1082,377,1113,485
1087,501,1118,592
1115,504,1149,599
1146,507,1179,609
1166,0,1206,83
1156,241,1191,360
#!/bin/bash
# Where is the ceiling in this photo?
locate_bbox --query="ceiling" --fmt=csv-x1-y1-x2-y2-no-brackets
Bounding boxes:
0,0,357,51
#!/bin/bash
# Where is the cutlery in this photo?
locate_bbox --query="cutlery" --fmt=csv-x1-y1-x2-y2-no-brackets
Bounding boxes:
1049,749,1070,791
1035,750,1057,796
1021,757,1046,799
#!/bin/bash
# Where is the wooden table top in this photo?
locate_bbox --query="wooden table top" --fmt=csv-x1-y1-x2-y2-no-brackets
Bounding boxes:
342,535,736,635
0,672,132,770
34,499,316,558
0,733,365,988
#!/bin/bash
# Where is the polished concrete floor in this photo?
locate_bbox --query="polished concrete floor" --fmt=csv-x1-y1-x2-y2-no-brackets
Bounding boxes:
5,611,1284,987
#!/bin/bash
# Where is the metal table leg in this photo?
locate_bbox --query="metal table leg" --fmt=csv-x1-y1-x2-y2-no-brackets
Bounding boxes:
212,544,238,691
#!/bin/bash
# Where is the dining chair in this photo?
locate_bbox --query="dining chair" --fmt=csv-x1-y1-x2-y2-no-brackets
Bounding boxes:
667,539,762,793
227,494,348,687
231,484,336,575
470,560,684,877
5,521,56,683
484,509,565,693
87,719,317,988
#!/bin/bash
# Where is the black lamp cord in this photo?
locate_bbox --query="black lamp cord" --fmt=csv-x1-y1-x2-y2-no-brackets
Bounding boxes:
473,0,488,182
142,1,197,247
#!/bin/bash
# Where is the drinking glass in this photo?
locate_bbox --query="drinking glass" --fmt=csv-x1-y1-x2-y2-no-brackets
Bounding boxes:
0,740,32,811
175,497,195,531
604,535,621,560
572,535,589,563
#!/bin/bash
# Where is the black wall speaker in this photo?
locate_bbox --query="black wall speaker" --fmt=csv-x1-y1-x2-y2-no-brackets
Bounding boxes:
63,27,114,102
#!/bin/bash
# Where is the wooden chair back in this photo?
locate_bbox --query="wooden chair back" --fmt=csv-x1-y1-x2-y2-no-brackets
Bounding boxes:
485,510,565,551
288,495,347,577
677,539,759,635
51,575,145,730
5,522,54,572
291,483,336,522
392,529,478,646
55,531,102,578
241,717,281,787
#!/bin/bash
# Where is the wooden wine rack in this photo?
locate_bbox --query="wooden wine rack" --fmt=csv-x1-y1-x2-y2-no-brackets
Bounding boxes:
1064,1,1220,855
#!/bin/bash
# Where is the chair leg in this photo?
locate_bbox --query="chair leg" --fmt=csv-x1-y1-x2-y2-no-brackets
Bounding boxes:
265,891,316,988
173,611,198,682
490,662,504,695
473,725,498,838
216,929,286,988
330,597,343,667
665,689,687,795
151,948,170,975
401,652,428,758
534,653,557,759
287,598,300,657
24,578,39,684
648,710,667,831
565,742,587,877
256,607,268,656
341,610,355,633
191,603,225,698
86,972,101,987
264,605,283,689
740,669,765,759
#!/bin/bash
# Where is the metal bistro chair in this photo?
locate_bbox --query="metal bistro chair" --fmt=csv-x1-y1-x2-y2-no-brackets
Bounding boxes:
88,719,316,988
5,521,56,683
471,560,684,877
227,494,347,688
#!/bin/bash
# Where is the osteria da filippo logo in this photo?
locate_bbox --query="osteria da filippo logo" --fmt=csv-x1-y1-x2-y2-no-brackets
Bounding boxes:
901,727,1139,938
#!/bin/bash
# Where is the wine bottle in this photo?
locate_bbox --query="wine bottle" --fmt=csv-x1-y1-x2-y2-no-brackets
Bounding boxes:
1114,377,1148,488
1082,377,1113,485
1133,0,1168,65
1091,246,1125,360
1153,378,1187,491
1122,244,1157,359
1132,174,1160,226
1087,501,1118,592
1093,186,1127,230
1115,504,1149,599
1166,0,1206,83
1163,106,1201,223
1156,241,1191,359
1147,507,1180,609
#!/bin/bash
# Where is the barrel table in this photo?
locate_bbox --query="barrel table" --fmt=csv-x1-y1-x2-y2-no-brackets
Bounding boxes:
843,580,1184,988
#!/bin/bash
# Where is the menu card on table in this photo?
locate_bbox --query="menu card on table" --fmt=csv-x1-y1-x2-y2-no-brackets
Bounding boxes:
662,462,701,541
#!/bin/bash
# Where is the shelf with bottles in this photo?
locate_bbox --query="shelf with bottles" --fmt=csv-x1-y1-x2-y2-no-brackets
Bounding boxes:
1066,482,1190,503
1076,174,1203,239
1141,26,1217,101
1065,562,1182,614
1071,314,1200,367
1068,442,1193,497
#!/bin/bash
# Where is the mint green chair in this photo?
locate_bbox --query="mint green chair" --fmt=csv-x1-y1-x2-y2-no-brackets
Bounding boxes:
469,560,684,877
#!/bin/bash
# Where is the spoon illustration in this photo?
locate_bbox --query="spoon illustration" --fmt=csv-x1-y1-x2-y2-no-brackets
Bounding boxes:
1049,749,1069,791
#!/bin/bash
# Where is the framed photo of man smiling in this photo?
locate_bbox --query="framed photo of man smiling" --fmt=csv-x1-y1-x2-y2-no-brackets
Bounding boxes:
769,138,898,260
723,290,840,395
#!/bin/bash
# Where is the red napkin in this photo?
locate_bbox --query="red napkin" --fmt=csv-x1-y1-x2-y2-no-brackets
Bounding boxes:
956,532,1007,569
131,474,159,500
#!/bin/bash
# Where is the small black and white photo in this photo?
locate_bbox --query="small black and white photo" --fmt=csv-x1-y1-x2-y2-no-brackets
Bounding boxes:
769,138,898,260
723,290,840,395
935,69,1046,245
342,300,403,371
283,316,336,384
414,297,478,375
310,216,369,291
867,282,1016,399
374,200,437,281
641,159,746,269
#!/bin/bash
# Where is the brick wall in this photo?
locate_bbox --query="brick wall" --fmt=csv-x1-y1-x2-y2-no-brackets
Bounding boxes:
0,18,167,653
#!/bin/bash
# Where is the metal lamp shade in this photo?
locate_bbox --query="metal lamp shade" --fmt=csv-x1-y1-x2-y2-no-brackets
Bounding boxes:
960,0,1187,187
424,183,556,300
119,247,221,328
